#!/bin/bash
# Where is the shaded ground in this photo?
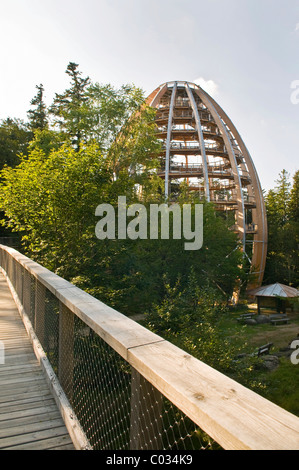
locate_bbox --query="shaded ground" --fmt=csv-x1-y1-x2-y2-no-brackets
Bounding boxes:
239,306,299,352
131,304,299,354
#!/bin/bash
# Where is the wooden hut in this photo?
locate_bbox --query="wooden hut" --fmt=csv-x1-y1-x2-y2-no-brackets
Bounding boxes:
248,283,299,315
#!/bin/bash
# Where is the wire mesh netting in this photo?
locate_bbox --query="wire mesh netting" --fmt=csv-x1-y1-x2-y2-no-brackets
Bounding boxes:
34,284,218,450
0,248,219,451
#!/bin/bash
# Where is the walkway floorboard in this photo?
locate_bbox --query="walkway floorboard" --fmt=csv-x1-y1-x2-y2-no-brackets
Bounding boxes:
0,273,75,450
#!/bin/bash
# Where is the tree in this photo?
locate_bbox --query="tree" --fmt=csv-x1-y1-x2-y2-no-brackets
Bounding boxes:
107,103,161,182
0,63,245,318
27,84,48,131
144,271,232,371
264,170,299,286
78,197,244,316
49,62,161,161
87,82,147,151
0,137,244,314
288,170,299,286
142,268,263,394
0,118,33,170
0,142,112,277
273,169,291,225
49,62,91,150
289,170,299,222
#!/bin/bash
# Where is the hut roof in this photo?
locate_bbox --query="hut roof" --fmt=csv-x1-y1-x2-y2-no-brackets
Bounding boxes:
248,283,299,298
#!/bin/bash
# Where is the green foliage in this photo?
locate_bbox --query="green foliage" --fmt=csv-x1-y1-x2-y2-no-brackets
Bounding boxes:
0,118,33,170
289,170,299,222
0,65,168,291
0,61,249,384
80,197,243,317
27,128,65,156
88,82,146,151
27,84,48,131
108,104,162,182
264,170,299,286
0,143,111,276
142,270,264,391
49,62,92,150
261,357,299,416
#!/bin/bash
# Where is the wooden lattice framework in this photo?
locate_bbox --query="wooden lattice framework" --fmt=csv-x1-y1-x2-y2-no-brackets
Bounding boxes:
146,81,267,287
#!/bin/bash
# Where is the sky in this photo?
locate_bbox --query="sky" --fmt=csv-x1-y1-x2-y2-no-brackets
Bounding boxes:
0,0,299,191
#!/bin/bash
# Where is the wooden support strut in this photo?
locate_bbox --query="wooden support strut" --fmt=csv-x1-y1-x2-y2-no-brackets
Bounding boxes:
130,368,163,450
185,82,210,201
165,82,177,199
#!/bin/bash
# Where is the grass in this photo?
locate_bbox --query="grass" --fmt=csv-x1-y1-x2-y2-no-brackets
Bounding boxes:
137,302,299,419
261,357,299,416
217,303,299,417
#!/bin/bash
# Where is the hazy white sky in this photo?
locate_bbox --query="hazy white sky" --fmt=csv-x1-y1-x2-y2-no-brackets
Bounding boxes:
1,0,298,190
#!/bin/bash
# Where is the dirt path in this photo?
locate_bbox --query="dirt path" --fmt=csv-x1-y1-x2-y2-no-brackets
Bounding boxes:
248,312,299,350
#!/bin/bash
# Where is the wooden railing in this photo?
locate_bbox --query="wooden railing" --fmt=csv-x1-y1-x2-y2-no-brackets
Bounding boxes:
1,244,299,450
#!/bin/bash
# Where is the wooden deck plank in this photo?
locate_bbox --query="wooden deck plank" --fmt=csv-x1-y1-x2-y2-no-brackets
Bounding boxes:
0,273,75,450
0,373,46,387
1,434,74,450
0,397,57,415
0,425,70,448
1,340,33,348
0,418,67,439
0,380,48,394
0,391,53,409
0,404,61,422
0,411,62,430
47,443,75,450
1,354,38,365
0,364,41,378
0,370,45,383
0,376,50,390
0,377,49,394
2,342,34,351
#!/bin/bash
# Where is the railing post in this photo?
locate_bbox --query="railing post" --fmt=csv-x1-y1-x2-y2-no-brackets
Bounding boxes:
35,280,46,346
59,302,74,402
130,368,163,450
23,269,31,316
15,262,23,302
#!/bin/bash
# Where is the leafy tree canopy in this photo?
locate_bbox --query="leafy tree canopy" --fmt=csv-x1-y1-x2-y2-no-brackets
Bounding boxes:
264,169,299,287
27,84,48,131
0,61,254,387
0,118,33,170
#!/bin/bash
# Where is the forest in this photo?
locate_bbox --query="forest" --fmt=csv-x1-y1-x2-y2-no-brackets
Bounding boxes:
0,62,298,396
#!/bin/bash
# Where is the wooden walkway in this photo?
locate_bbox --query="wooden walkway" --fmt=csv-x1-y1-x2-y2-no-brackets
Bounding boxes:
0,273,75,450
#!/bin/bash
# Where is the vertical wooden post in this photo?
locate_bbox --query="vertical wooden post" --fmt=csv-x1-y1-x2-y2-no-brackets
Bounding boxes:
130,367,163,450
15,263,23,303
23,269,31,316
35,280,46,346
59,302,74,402
257,297,261,315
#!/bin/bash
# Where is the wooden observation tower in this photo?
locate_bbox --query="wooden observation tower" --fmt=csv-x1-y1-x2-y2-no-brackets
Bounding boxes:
146,81,267,287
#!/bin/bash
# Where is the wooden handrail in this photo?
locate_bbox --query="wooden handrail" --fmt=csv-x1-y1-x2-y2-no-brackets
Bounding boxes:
1,244,299,450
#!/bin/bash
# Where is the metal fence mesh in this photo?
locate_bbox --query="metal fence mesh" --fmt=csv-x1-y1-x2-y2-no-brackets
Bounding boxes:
0,248,218,451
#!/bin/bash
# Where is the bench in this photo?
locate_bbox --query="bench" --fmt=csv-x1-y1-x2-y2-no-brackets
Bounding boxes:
270,317,290,326
256,343,273,357
237,313,255,323
235,342,274,360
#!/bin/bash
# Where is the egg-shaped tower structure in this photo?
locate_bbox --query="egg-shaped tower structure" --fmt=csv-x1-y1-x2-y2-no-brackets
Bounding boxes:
146,81,267,287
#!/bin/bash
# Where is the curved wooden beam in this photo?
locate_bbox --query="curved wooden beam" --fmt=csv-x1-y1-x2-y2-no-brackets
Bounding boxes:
147,81,268,287
185,83,210,201
206,92,268,286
